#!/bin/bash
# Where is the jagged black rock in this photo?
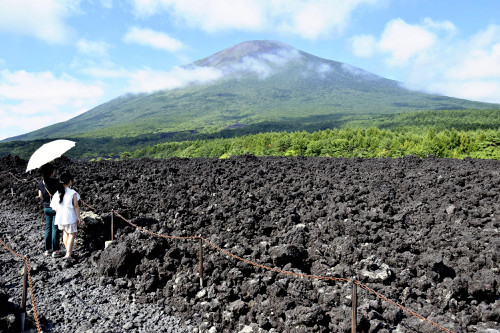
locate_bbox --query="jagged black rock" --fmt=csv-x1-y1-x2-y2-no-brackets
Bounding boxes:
0,155,499,332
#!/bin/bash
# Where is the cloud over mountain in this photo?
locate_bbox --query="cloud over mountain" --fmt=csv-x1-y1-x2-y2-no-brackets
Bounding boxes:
128,0,383,39
125,41,305,93
123,26,185,52
351,18,500,103
7,40,497,143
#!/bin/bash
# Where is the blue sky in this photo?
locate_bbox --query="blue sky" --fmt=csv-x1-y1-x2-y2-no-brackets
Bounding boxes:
1,0,500,140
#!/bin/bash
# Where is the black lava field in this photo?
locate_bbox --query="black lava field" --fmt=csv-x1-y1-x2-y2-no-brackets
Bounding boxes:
0,155,499,333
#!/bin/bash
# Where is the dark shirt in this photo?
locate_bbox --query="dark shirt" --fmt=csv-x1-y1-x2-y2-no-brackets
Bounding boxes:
38,178,59,208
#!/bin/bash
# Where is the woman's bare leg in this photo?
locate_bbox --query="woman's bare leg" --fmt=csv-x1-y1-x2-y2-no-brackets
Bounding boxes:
64,232,76,258
63,231,68,249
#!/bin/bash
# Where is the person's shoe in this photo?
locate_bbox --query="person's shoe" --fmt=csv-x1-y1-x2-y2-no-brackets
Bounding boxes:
43,250,52,256
63,256,75,263
52,251,63,258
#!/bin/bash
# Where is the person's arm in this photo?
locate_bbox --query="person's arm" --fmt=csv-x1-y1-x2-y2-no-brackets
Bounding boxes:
38,190,43,199
73,193,81,225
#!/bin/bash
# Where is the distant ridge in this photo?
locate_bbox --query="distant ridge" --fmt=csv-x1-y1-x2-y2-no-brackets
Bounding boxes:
4,40,499,142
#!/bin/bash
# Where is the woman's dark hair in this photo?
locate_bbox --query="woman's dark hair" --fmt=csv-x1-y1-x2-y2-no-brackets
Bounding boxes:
40,163,55,180
58,172,74,203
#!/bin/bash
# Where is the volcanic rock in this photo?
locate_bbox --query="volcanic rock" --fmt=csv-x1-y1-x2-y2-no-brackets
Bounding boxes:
1,155,499,332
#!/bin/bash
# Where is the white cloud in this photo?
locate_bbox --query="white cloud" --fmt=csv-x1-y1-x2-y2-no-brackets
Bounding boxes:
313,63,333,78
130,0,264,31
123,26,184,52
0,107,90,140
126,66,223,93
229,56,274,78
128,0,382,40
1,102,86,126
378,18,436,66
115,47,302,92
227,47,302,78
0,70,103,101
417,80,500,104
352,19,500,103
83,46,299,94
316,63,332,73
350,34,377,57
450,44,500,80
276,1,335,39
403,23,500,103
446,25,500,80
0,0,80,43
350,18,458,64
257,48,301,66
0,70,104,138
76,39,112,58
422,17,457,34
272,0,381,39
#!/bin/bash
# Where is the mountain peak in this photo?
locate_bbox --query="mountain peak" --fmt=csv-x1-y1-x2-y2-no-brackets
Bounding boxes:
6,38,498,144
195,40,297,68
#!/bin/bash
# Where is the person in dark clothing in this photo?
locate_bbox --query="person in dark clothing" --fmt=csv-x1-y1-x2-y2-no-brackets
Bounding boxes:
37,163,62,257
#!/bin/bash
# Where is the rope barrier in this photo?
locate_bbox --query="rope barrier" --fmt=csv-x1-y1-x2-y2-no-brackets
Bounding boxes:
81,200,97,211
6,185,454,332
0,171,30,183
110,209,453,332
200,235,350,283
355,281,453,333
0,236,42,333
115,208,350,282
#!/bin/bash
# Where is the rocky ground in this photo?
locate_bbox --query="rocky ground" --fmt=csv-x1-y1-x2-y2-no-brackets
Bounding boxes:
0,154,499,333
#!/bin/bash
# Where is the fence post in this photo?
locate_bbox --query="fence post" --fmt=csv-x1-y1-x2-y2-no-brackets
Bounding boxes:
352,276,357,333
199,237,203,288
105,210,115,249
21,261,28,332
10,174,14,197
111,210,114,241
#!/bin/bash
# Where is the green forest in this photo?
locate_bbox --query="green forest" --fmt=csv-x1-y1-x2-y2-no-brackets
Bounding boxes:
1,109,499,160
126,109,500,160
128,126,500,160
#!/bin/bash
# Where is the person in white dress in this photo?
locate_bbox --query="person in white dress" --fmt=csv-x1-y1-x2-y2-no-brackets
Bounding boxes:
50,172,81,259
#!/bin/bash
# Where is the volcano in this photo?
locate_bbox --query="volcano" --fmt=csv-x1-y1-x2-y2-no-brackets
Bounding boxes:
6,40,498,143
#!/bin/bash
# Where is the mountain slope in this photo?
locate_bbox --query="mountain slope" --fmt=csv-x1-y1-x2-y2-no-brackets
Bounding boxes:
6,40,499,142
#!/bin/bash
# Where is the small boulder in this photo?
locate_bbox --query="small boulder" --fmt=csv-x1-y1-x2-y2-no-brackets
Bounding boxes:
98,242,140,277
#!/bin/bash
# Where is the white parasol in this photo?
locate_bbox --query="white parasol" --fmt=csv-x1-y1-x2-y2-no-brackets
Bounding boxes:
26,139,76,172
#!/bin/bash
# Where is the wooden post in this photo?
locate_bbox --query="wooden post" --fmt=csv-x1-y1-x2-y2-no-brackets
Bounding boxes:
111,210,114,241
21,261,28,332
352,277,357,333
199,237,203,288
104,211,115,249
10,174,13,197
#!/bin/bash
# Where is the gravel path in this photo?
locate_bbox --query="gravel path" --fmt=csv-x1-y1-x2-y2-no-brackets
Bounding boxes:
0,203,190,333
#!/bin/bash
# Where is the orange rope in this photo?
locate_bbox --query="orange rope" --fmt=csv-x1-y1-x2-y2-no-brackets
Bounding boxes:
112,210,453,332
80,199,97,212
113,210,203,241
20,190,455,332
199,235,350,283
0,237,42,333
0,171,29,183
355,281,453,332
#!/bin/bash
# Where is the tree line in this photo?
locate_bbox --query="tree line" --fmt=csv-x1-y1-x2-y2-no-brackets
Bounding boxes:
2,109,499,160
128,127,500,160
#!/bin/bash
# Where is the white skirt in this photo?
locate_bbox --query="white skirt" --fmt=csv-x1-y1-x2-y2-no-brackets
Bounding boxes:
58,223,77,233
